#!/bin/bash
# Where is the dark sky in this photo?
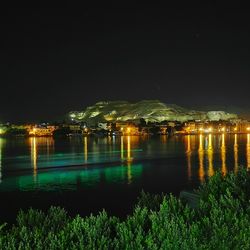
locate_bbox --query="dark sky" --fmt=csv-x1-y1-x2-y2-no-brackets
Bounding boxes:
1,2,250,122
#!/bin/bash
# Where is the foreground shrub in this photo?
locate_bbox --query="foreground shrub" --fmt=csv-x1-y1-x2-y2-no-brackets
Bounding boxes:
135,190,165,211
1,167,250,249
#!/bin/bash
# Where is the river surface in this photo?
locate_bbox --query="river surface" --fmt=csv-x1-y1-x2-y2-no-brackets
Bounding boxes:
0,134,249,222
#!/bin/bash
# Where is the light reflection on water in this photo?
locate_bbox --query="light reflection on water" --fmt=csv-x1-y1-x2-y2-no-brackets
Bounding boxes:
198,134,205,183
0,134,250,192
2,163,143,192
0,138,3,183
221,134,227,175
247,134,250,169
234,134,238,173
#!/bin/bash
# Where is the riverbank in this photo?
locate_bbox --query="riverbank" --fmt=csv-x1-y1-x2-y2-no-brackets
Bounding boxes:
2,131,250,138
0,168,250,249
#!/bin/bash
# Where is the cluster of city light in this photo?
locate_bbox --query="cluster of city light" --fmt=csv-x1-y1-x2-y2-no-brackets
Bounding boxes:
219,127,225,132
194,126,250,134
29,128,37,135
197,127,213,133
119,127,132,135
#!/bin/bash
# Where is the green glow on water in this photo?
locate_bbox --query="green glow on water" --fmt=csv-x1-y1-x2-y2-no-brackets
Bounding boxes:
0,163,143,192
0,138,3,184
1,134,250,193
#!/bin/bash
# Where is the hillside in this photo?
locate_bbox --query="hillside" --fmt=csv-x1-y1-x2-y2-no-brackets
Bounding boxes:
68,100,238,124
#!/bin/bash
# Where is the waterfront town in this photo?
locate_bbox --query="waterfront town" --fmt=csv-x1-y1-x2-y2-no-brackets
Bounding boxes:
1,118,250,137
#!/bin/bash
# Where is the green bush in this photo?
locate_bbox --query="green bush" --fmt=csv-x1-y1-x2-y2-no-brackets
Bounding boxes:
1,167,250,249
135,190,165,211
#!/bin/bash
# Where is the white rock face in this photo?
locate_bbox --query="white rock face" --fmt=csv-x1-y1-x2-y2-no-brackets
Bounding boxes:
206,111,238,121
68,100,238,124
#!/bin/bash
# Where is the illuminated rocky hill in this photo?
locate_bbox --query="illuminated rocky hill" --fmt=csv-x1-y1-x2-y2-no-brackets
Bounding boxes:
69,100,238,124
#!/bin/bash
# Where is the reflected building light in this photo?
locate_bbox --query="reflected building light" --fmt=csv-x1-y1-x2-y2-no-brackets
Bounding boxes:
161,135,167,144
92,138,99,159
207,134,214,177
198,134,205,183
0,138,2,183
127,161,132,185
186,135,191,153
221,134,227,176
108,135,113,153
127,135,131,161
247,134,250,169
30,137,37,179
234,134,239,173
84,136,88,163
46,138,50,156
161,135,167,152
121,136,124,160
108,135,112,144
204,136,208,149
127,127,131,134
46,137,55,156
199,134,203,150
185,135,192,181
127,135,132,184
208,134,212,149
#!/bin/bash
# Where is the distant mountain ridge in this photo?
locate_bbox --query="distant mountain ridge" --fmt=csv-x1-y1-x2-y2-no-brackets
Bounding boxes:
68,100,238,124
190,105,250,120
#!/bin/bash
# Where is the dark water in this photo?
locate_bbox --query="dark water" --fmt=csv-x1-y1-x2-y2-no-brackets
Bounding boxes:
0,134,249,222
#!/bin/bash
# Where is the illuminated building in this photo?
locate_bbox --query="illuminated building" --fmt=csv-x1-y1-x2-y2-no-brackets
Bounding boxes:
183,122,196,133
119,124,139,135
29,126,56,136
97,122,109,130
159,125,168,135
68,124,82,134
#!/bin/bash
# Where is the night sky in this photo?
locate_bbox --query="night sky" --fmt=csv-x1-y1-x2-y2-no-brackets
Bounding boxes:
1,2,250,122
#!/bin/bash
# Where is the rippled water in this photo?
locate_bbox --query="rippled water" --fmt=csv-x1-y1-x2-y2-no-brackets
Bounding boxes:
0,134,249,221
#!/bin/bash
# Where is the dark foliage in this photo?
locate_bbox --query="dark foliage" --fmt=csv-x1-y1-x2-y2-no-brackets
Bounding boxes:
1,168,250,249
